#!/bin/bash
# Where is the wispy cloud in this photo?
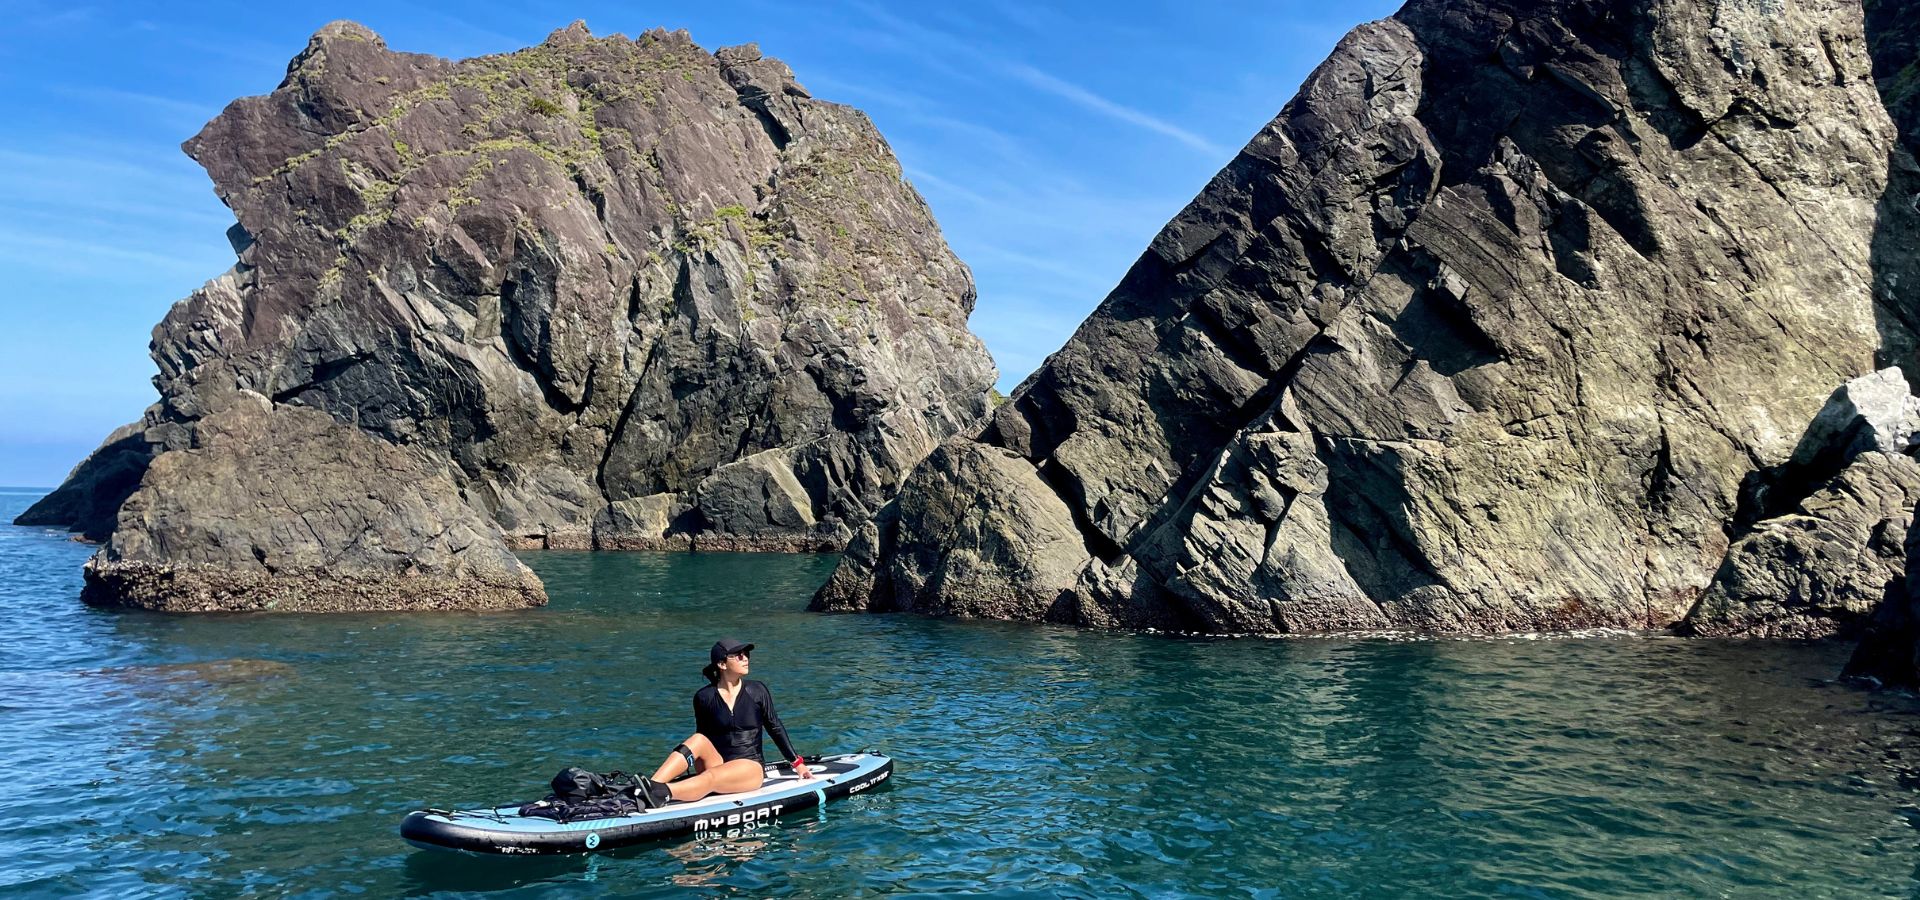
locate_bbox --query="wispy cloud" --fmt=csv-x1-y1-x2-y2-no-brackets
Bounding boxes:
833,25,989,88
18,3,97,30
795,73,930,112
169,34,293,71
901,167,999,212
846,1,1221,158
48,86,209,118
386,0,544,55
5,134,207,171
965,243,1118,292
999,63,1223,156
806,73,1038,170
898,152,1175,244
0,145,175,179
47,85,217,128
7,200,231,233
986,0,1061,36
0,226,222,276
848,1,1003,63
0,145,216,202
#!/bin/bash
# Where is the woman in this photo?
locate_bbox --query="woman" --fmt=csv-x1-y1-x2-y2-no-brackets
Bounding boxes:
635,638,813,808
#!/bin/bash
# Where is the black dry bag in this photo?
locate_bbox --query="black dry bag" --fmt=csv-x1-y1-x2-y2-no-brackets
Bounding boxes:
551,766,609,801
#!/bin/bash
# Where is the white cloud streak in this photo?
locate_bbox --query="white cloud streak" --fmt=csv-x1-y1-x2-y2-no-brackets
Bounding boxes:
48,85,217,124
847,1,1222,158
998,62,1224,156
0,227,219,275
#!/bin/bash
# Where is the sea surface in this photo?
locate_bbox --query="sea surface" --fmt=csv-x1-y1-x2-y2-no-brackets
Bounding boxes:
5,487,1920,897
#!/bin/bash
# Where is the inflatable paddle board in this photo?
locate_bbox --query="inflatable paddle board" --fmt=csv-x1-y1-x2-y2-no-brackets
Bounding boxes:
400,752,893,855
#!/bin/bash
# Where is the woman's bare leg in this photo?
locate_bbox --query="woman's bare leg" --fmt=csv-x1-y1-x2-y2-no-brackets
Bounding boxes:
648,733,724,783
666,758,765,802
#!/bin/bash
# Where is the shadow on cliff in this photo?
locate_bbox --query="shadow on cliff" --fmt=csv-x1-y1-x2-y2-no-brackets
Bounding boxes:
1867,0,1920,382
1846,1,1920,687
10,424,152,540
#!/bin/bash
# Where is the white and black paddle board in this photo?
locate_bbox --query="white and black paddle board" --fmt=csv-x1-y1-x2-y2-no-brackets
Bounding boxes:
400,752,893,855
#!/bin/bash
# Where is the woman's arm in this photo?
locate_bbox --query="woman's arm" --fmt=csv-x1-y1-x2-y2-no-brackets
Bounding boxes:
757,682,810,777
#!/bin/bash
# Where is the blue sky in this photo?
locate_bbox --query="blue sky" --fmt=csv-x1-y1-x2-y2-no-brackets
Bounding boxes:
0,0,1401,487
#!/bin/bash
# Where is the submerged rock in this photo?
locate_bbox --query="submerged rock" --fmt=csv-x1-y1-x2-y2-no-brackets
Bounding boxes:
40,21,992,610
81,658,297,685
817,0,1920,634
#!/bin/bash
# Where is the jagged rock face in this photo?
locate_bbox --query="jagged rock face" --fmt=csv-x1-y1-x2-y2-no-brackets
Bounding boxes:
160,21,991,551
83,392,546,612
1864,0,1920,377
1686,369,1920,638
818,0,1918,633
1836,0,1920,683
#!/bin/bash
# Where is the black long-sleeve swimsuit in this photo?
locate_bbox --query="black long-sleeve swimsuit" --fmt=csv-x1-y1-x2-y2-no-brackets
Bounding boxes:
693,679,800,764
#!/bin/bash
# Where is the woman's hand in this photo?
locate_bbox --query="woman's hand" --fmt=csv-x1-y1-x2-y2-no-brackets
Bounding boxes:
794,758,814,780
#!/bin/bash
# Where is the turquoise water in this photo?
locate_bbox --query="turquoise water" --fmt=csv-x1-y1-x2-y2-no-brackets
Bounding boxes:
5,487,1920,897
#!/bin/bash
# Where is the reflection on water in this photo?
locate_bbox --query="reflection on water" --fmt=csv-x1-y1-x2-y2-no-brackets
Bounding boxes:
662,835,776,889
5,489,1920,896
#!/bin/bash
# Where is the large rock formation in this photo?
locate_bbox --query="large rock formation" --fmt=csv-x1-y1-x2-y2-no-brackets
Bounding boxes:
32,21,993,610
818,0,1920,635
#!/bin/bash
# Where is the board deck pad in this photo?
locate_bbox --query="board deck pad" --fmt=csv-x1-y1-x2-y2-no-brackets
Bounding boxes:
401,752,893,855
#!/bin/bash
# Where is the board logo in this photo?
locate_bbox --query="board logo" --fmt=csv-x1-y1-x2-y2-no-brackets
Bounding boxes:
585,833,601,849
693,803,784,832
849,770,890,793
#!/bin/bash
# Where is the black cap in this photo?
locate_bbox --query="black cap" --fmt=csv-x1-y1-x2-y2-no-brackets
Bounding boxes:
703,639,754,682
710,638,755,664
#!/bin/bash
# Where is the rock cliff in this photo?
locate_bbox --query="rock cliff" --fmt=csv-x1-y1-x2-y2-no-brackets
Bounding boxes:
817,0,1920,636
29,21,994,610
